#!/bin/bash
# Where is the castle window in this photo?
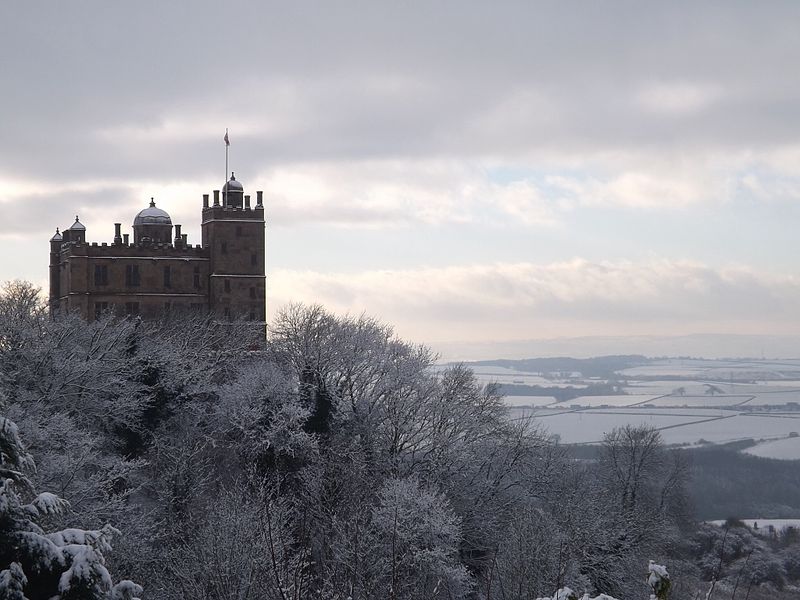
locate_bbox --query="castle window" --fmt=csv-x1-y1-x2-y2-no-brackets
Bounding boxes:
249,286,256,299
125,265,140,287
249,311,256,321
125,302,139,316
221,242,228,254
250,253,257,266
224,307,231,319
94,302,109,319
193,266,201,289
94,264,108,286
163,266,171,288
224,279,231,293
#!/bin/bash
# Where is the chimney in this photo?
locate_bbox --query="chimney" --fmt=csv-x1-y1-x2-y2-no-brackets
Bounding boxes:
256,191,263,206
113,223,122,245
244,194,251,209
182,234,188,246
174,224,182,246
203,193,209,208
213,190,220,206
123,233,129,245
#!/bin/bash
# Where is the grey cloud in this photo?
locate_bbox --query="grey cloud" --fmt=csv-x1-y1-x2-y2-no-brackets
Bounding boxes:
0,187,143,237
267,260,800,343
4,1,800,185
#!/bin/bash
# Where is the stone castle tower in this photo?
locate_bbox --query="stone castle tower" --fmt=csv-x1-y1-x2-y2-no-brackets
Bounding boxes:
49,173,265,322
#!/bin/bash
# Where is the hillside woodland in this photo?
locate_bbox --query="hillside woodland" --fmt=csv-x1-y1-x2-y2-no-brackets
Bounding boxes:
1,280,799,599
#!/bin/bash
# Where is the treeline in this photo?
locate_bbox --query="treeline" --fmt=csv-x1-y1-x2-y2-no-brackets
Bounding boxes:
468,355,648,379
494,382,624,401
686,445,800,520
0,280,787,599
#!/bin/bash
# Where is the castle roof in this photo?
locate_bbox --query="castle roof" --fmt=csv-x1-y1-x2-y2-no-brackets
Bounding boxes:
134,199,172,227
69,216,86,231
222,172,243,193
50,227,62,242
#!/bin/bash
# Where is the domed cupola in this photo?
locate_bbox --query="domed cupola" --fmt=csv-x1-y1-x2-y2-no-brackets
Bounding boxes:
133,199,173,244
221,172,244,208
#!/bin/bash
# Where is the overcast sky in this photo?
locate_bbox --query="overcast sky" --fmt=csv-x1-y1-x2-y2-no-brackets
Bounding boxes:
3,2,800,358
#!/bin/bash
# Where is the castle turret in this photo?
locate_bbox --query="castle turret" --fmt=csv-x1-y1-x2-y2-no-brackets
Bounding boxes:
221,172,244,208
202,173,265,321
49,228,63,312
65,215,86,244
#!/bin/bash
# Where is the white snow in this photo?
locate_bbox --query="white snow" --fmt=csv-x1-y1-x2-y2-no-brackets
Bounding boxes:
707,519,800,532
565,395,661,408
503,395,558,407
743,436,800,460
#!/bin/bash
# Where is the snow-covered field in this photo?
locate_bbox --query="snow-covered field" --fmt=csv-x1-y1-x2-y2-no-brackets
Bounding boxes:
745,391,800,405
619,359,800,379
641,395,753,408
743,436,800,460
522,410,716,444
623,380,710,395
656,414,800,445
475,375,585,389
708,519,800,532
503,395,557,407
485,357,800,449
562,395,663,408
506,407,800,447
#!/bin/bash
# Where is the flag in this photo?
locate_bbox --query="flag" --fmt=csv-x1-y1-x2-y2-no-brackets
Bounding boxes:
224,129,230,146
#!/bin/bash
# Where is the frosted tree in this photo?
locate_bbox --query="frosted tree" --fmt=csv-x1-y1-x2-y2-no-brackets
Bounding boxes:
368,477,472,600
0,411,140,600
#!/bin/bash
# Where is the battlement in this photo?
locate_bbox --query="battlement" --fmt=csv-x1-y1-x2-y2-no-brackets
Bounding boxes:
59,242,209,258
201,204,265,223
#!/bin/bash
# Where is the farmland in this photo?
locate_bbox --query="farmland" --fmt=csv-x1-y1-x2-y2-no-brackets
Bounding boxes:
456,357,800,458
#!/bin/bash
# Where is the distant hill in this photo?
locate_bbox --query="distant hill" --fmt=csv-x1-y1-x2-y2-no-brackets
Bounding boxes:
432,334,800,362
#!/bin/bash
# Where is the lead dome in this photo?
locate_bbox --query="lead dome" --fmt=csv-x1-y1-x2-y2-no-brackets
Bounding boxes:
133,199,172,227
222,172,244,193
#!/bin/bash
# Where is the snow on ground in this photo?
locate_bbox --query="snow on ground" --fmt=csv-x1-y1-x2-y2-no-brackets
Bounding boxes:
508,408,798,446
524,411,713,444
619,359,800,379
562,395,662,408
745,391,800,405
503,395,557,408
641,395,754,408
618,365,712,378
743,436,800,460
708,519,800,532
474,374,586,388
657,414,800,445
586,408,737,417
623,380,710,395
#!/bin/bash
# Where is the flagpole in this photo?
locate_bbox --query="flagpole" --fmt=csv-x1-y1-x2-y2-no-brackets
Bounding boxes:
224,128,229,206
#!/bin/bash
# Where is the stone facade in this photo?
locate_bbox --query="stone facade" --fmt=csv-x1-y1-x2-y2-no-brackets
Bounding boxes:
49,174,266,322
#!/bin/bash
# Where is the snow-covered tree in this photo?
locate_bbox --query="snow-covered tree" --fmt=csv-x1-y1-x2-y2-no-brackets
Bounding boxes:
0,411,139,600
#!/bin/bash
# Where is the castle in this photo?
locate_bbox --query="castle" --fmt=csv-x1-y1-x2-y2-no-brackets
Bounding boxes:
48,173,266,322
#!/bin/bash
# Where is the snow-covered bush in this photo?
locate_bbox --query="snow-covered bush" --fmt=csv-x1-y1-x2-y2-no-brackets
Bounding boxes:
648,561,671,600
534,562,670,600
0,414,139,600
